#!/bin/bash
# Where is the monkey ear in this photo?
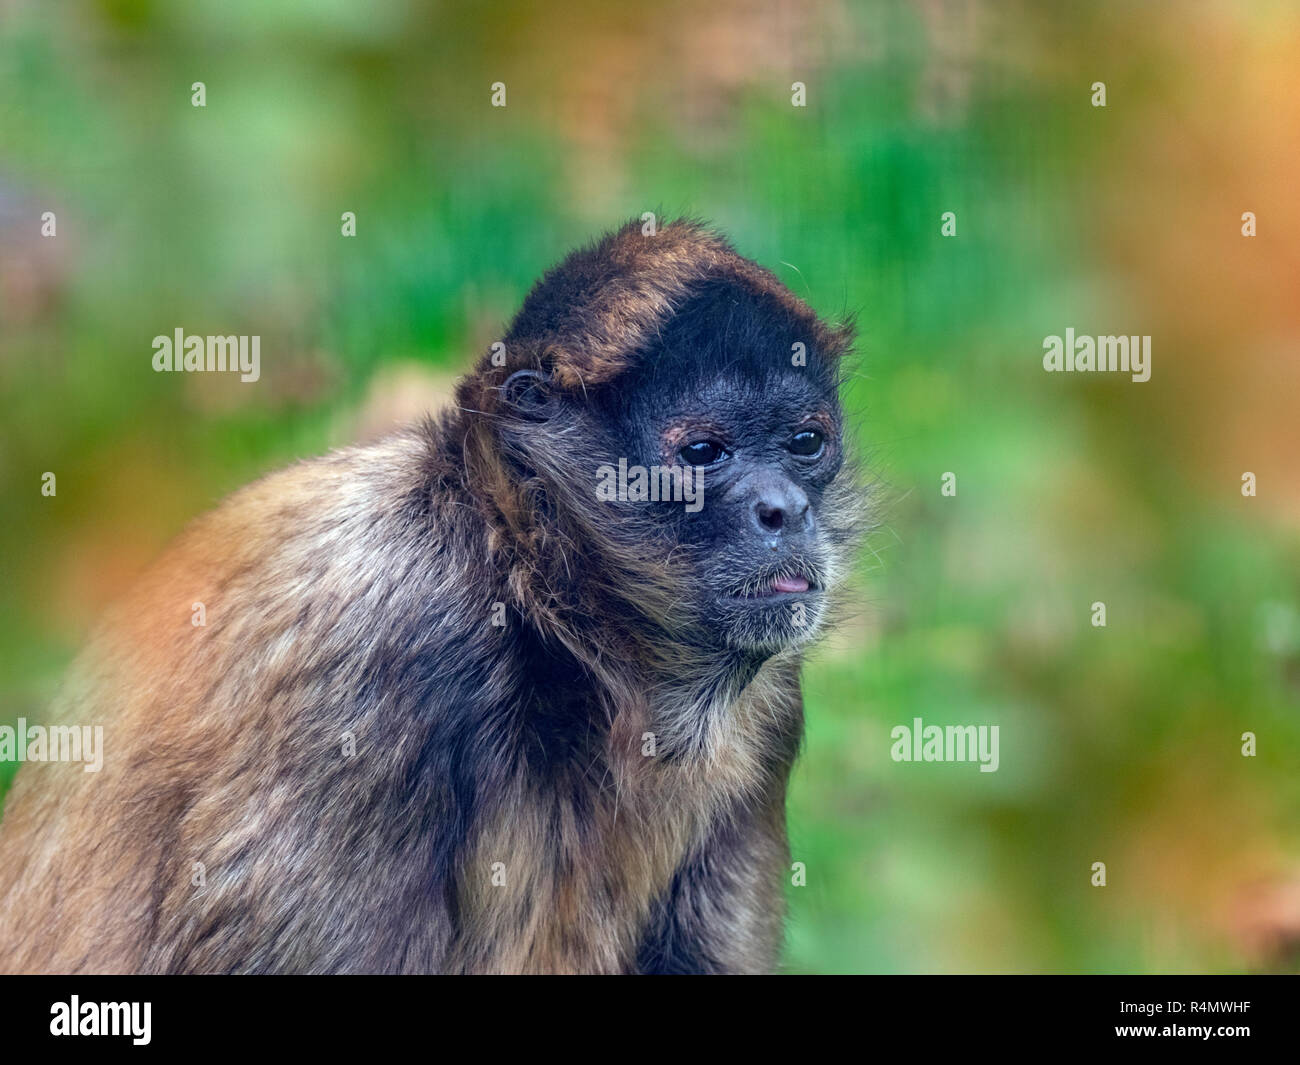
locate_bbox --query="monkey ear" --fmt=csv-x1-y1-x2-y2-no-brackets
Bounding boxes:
501,369,552,418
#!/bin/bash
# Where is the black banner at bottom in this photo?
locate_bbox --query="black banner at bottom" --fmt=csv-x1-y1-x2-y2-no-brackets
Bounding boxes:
0,975,1291,1052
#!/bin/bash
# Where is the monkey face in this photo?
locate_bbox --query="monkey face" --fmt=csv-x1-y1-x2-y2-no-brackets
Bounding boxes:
490,242,863,662
582,280,856,657
650,374,844,655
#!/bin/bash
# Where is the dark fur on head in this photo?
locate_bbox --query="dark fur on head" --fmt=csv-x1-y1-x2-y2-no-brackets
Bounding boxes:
0,218,868,974
460,217,861,662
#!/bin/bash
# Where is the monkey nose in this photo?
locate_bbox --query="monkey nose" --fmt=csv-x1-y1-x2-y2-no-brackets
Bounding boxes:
752,482,811,536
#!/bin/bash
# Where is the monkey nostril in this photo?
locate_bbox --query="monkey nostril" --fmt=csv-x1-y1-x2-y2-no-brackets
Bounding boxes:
756,503,785,532
748,476,811,536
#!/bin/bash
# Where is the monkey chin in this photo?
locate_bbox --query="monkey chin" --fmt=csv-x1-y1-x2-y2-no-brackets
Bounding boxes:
711,588,830,657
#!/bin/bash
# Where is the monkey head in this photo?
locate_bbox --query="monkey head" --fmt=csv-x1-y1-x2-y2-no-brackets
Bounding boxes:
587,275,857,657
459,219,864,663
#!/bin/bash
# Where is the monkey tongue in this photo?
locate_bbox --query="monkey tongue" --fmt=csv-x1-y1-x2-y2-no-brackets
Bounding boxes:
771,575,810,594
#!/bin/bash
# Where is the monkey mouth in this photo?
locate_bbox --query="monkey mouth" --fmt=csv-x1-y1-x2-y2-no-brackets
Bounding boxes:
730,572,818,600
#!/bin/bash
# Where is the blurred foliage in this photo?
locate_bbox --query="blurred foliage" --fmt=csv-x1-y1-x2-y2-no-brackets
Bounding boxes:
1,0,1298,972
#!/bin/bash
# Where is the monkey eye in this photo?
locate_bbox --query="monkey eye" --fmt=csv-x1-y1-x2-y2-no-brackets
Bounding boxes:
789,428,825,457
679,439,728,467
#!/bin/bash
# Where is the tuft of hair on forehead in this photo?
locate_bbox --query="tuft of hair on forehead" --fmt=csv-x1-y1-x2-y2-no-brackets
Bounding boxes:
490,217,853,392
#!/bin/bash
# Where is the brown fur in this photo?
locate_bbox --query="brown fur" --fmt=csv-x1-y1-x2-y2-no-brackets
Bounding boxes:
0,219,862,973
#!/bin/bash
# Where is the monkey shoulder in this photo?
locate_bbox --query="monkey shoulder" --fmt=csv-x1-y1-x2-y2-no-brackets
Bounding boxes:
87,424,499,736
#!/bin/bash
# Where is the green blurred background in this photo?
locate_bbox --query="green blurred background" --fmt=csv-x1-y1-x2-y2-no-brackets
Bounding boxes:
2,0,1298,973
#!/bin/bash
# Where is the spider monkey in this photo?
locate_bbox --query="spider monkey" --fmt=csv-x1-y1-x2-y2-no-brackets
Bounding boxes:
0,218,866,974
